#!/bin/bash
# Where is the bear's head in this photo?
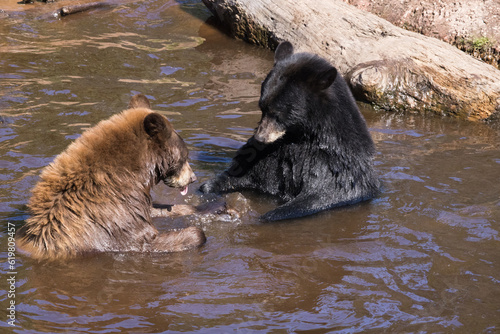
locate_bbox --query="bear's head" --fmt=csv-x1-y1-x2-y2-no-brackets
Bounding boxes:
255,41,338,144
132,94,196,195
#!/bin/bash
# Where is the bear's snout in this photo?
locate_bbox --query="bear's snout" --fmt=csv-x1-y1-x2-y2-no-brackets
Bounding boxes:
188,169,197,184
255,117,286,144
183,162,196,184
166,161,196,187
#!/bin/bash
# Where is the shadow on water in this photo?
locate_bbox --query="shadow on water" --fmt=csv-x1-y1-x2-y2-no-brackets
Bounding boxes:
1,0,500,333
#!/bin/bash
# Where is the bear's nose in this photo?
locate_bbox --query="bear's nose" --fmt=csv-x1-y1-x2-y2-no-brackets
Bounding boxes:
190,172,197,184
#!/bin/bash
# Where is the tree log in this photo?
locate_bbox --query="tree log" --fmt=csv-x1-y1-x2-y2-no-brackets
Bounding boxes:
55,2,108,17
202,0,500,121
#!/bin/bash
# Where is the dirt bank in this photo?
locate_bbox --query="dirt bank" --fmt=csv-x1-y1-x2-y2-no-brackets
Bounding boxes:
344,0,500,68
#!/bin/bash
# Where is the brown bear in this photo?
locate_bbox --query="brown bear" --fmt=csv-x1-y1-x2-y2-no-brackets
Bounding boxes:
16,94,206,260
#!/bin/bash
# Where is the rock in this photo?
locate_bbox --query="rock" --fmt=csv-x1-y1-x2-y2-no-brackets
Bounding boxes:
202,0,500,121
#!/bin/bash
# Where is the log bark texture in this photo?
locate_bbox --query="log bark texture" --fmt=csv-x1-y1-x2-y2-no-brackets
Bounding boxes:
202,0,500,121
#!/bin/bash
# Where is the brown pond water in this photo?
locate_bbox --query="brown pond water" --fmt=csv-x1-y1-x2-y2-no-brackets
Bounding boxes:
1,0,500,332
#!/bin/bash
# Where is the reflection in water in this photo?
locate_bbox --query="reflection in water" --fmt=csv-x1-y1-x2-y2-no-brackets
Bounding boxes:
1,0,500,333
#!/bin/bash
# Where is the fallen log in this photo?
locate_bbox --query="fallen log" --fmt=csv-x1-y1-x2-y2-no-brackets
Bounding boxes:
202,0,500,121
54,1,108,17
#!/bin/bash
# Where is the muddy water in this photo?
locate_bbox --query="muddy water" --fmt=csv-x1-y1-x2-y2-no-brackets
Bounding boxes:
1,0,499,332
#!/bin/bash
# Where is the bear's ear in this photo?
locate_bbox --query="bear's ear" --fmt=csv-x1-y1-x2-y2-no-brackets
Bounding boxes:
313,67,338,91
144,113,172,140
274,41,294,62
129,94,151,109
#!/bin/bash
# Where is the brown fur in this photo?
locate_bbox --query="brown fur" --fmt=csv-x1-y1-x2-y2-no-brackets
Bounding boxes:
16,95,205,260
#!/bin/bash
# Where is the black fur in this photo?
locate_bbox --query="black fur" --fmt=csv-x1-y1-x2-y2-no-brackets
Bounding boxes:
201,42,380,221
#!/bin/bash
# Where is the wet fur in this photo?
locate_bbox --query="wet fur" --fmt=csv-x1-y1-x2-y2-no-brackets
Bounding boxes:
17,95,205,260
201,42,380,221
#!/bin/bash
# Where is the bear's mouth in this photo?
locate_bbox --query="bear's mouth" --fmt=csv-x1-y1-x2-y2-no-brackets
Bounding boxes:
162,162,196,196
163,180,189,196
180,185,189,196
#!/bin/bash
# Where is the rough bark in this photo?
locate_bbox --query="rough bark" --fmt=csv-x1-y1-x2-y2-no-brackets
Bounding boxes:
202,0,500,121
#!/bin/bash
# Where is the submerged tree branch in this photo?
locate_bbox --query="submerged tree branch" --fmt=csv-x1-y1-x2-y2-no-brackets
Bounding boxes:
54,1,109,17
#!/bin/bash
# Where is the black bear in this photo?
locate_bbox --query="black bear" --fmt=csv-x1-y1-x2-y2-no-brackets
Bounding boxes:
201,41,380,221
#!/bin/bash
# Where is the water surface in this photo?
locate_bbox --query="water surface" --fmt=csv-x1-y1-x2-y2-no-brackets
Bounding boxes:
1,0,499,332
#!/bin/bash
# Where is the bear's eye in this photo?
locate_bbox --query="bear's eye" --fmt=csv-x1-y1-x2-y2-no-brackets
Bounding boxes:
266,108,279,118
283,103,293,112
258,101,265,112
260,103,271,116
